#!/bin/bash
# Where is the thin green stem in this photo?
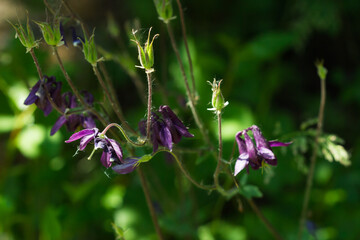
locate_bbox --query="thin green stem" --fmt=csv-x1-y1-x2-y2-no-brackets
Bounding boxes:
247,199,284,240
100,123,145,147
175,0,196,96
155,149,215,191
137,168,164,240
53,47,107,127
165,23,211,147
214,112,223,188
298,76,326,239
146,72,153,141
93,66,136,134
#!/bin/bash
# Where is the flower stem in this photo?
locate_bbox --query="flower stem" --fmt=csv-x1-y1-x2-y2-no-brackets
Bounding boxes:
93,66,136,134
137,168,164,240
298,73,326,239
247,199,284,240
156,149,215,191
100,123,145,147
214,112,224,192
175,0,196,96
29,49,64,115
165,23,211,147
146,72,153,141
53,47,107,127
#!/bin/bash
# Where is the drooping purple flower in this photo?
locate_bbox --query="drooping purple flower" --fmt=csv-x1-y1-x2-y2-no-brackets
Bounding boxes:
159,105,194,144
112,158,139,174
234,125,291,176
65,128,123,168
139,105,193,152
50,91,96,136
24,75,62,116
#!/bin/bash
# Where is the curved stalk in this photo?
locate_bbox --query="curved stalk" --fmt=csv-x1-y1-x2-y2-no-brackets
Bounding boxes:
100,123,145,147
155,149,215,191
298,72,327,239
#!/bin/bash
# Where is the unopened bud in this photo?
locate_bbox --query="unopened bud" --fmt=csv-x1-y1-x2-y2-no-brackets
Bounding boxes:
154,0,175,24
80,29,104,67
315,59,327,81
131,27,159,73
207,79,229,114
34,21,64,47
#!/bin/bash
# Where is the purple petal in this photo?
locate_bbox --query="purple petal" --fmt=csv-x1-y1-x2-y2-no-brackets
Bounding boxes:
252,125,270,150
82,116,96,129
234,159,249,176
108,138,123,163
235,131,248,156
244,132,260,169
24,80,40,105
100,151,111,168
158,122,173,150
258,147,275,160
43,100,53,116
50,116,67,136
65,128,98,143
268,141,292,147
112,158,139,174
79,134,94,150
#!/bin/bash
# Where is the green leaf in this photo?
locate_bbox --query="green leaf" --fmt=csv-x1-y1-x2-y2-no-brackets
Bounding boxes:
239,185,263,199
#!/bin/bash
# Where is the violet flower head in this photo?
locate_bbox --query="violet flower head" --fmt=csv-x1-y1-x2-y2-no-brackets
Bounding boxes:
24,75,62,116
65,128,123,168
234,125,291,176
139,105,193,152
51,91,96,136
71,27,84,47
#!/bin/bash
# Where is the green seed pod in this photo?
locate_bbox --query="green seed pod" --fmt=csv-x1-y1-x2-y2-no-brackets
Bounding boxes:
207,79,229,114
34,21,64,47
154,0,175,24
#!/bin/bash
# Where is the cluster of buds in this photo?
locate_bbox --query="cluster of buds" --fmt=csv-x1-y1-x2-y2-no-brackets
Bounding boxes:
234,125,291,176
132,28,159,73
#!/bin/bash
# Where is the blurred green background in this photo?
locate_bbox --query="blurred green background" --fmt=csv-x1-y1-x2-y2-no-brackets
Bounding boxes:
0,0,359,239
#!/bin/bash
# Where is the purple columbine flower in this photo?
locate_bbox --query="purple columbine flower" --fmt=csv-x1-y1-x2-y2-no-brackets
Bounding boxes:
139,105,193,152
234,125,291,176
65,128,123,168
159,105,194,144
24,75,62,116
51,91,96,136
112,158,139,174
71,27,84,47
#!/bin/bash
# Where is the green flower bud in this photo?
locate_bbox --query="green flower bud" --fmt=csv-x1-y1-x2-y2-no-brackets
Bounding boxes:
315,60,327,81
34,21,64,47
8,13,40,53
154,0,175,24
207,79,229,114
80,29,104,67
131,27,159,73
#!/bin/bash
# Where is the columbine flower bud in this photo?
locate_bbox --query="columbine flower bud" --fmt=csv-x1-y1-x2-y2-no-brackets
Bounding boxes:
315,60,327,81
131,27,159,73
207,79,229,114
80,29,104,67
34,20,64,47
8,13,40,53
154,0,175,24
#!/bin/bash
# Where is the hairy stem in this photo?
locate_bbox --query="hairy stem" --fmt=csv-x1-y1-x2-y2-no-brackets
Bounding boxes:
100,123,145,147
214,112,224,191
165,23,211,146
137,168,164,240
53,47,107,126
146,72,153,141
298,75,326,239
93,66,136,134
247,199,284,240
175,0,196,96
